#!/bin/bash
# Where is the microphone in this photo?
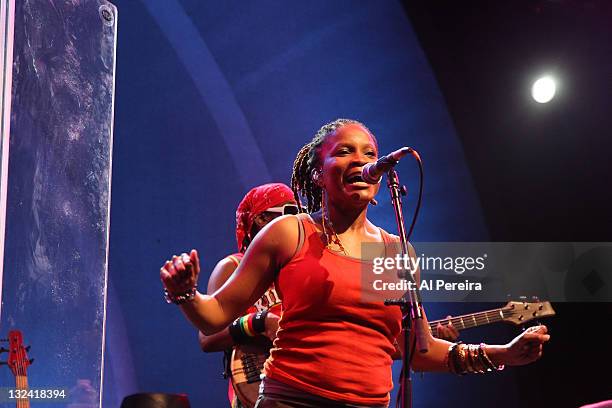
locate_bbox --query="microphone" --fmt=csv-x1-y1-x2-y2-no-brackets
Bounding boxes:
361,147,413,184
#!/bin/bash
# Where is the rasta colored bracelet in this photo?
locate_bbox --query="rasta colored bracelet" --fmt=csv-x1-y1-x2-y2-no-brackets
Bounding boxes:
228,310,270,344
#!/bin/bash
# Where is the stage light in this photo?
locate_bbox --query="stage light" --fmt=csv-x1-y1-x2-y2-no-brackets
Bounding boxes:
532,76,556,103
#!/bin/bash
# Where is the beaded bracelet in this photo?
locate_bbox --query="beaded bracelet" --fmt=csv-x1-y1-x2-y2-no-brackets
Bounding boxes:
447,342,464,374
447,342,504,375
164,287,197,305
478,343,505,371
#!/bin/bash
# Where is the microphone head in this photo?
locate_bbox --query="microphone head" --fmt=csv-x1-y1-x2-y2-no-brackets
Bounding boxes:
362,147,416,184
361,162,381,184
390,147,413,161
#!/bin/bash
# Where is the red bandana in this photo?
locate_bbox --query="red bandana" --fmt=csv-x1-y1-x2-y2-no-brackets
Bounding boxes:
235,183,295,251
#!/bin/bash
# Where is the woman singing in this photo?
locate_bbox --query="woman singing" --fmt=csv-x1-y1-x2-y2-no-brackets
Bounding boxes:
160,119,550,408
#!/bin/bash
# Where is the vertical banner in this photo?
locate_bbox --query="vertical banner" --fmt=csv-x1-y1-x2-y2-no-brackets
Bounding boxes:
0,1,117,407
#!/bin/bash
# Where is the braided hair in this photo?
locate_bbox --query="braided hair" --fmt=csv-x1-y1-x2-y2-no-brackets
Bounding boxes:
291,118,375,213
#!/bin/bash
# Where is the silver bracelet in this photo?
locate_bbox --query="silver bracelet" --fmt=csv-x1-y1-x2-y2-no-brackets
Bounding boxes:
164,287,197,305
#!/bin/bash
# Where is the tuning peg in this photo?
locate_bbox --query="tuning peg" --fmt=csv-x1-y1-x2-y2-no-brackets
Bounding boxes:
0,347,7,353
0,360,7,365
0,338,7,342
25,346,31,352
29,358,34,365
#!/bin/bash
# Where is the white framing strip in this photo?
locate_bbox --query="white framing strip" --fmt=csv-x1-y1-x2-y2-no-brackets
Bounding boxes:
0,0,15,322
99,2,118,407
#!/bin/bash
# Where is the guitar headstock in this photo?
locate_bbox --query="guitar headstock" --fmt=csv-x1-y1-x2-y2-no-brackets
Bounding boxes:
502,300,556,325
7,330,31,377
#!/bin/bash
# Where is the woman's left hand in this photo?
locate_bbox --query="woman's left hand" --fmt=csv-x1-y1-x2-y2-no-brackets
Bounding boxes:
435,316,460,341
496,325,550,366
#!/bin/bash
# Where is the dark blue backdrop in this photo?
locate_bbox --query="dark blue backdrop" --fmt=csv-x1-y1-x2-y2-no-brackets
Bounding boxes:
103,1,507,407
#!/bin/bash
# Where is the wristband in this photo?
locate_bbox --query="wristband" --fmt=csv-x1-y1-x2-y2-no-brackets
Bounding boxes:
229,317,248,344
252,310,268,334
241,315,255,337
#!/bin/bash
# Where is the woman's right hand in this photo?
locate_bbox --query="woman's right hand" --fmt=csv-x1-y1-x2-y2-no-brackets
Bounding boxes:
501,325,550,366
485,325,550,367
160,249,201,296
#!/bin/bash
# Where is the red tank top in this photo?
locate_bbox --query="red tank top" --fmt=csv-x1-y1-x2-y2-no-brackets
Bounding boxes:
263,216,402,406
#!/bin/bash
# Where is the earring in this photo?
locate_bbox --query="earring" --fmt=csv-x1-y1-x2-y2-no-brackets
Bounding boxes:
370,198,378,206
312,170,323,186
320,191,329,244
321,190,333,247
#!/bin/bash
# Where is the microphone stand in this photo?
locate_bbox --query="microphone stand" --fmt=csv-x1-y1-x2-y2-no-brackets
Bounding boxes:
383,168,428,408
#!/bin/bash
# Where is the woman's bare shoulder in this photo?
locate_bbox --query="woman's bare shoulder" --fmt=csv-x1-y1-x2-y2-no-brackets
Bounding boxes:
249,214,302,264
263,213,301,236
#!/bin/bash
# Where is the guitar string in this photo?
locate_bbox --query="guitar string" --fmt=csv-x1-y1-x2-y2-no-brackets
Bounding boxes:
431,314,510,328
234,363,267,374
14,347,30,406
429,308,548,329
9,340,29,408
431,312,505,326
17,366,28,407
429,310,508,327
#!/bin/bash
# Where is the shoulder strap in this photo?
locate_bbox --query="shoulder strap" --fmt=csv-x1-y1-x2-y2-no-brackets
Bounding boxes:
274,214,308,279
378,228,401,258
226,253,243,267
378,228,394,245
290,214,309,259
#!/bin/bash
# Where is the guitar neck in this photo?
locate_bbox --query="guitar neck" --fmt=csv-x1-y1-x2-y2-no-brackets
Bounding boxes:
15,374,30,408
429,307,507,331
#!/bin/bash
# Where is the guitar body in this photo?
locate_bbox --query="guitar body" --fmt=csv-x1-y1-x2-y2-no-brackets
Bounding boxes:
230,344,270,408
